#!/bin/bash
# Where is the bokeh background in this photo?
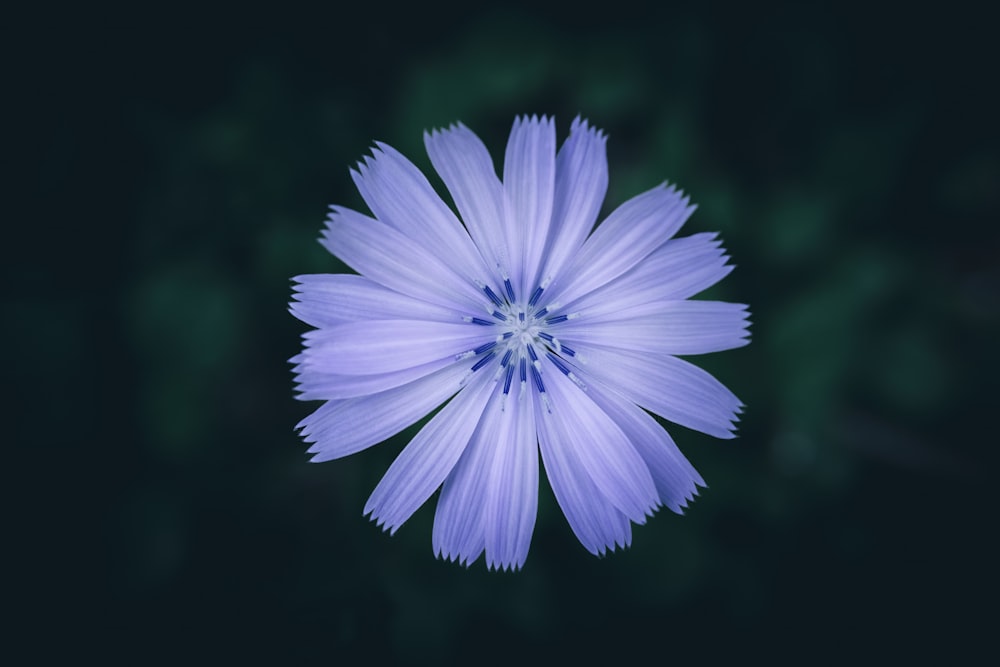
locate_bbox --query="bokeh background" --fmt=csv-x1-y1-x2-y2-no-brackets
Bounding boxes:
10,1,998,662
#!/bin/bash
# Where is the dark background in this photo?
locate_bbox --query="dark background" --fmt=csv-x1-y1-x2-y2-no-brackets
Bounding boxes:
9,1,998,663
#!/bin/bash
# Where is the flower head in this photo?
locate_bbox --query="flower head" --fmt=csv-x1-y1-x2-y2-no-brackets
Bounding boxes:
290,116,749,570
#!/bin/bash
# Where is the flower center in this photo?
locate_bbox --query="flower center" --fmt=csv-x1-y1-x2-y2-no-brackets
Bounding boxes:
459,279,584,410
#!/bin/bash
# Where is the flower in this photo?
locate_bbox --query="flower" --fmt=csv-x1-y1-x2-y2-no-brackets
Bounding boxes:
290,115,749,570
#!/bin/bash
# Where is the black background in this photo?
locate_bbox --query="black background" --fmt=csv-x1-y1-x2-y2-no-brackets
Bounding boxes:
8,1,998,663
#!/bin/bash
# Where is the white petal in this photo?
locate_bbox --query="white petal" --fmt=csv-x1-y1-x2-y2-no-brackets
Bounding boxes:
349,143,490,282
539,117,608,291
560,232,732,317
321,206,484,312
424,124,507,286
297,361,469,462
536,390,631,555
556,301,751,356
572,348,743,439
548,184,695,307
503,115,555,296
484,390,538,571
585,383,705,513
300,320,491,375
542,367,658,522
290,274,463,327
364,371,496,534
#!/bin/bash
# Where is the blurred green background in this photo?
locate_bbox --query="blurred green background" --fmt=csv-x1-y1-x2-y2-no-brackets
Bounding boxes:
10,0,998,663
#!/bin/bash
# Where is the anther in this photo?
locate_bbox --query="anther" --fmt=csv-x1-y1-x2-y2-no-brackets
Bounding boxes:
471,351,496,372
473,340,497,355
530,365,545,393
528,286,544,308
482,284,504,308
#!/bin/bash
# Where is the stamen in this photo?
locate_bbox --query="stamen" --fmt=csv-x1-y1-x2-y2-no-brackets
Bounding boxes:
546,352,587,390
546,352,571,375
471,351,496,372
518,311,525,323
526,345,539,363
560,344,576,357
545,315,568,325
463,316,494,326
502,331,514,340
519,358,527,384
503,363,514,394
530,365,545,392
492,310,507,321
503,278,516,302
538,334,564,353
482,284,504,308
474,340,497,355
535,307,548,318
528,286,544,307
500,349,513,367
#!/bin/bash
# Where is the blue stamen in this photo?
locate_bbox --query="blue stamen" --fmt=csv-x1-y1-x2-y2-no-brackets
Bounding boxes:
538,332,554,343
471,351,496,372
561,344,576,357
545,314,568,325
469,317,494,326
504,278,516,302
535,307,548,318
546,352,572,376
531,365,545,392
483,285,503,307
492,310,507,321
528,286,544,307
527,345,538,362
500,349,513,367
474,340,497,355
519,311,525,322
502,331,514,339
519,358,527,383
503,363,515,394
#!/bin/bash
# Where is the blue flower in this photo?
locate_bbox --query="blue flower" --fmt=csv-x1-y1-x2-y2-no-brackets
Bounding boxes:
290,116,749,570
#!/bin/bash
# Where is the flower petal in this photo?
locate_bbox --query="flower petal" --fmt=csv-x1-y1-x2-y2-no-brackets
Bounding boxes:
432,384,506,567
292,356,455,400
556,301,751,356
536,390,631,555
548,184,695,307
542,367,658,522
539,117,608,290
364,371,496,534
321,206,484,312
299,320,491,375
571,348,743,439
585,383,705,513
503,115,555,296
424,123,507,286
290,274,463,327
560,232,733,317
298,361,469,462
484,391,538,571
350,143,490,283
